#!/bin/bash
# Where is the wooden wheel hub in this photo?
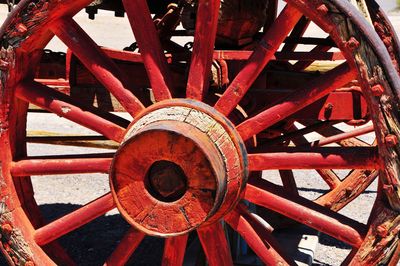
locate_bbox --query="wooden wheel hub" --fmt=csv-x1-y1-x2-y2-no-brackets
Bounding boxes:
110,100,248,236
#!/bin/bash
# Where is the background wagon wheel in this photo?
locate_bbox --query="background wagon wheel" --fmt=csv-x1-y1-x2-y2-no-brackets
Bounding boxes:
1,0,400,265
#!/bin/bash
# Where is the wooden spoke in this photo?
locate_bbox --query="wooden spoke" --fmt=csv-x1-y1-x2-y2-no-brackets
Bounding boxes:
316,170,379,211
237,63,357,141
293,40,333,71
11,156,113,176
214,4,302,115
310,124,375,147
248,147,379,171
104,228,145,266
162,235,189,266
316,169,342,189
197,222,233,266
186,0,220,100
35,193,115,246
279,170,299,195
50,17,145,117
281,16,310,52
225,205,294,266
123,0,173,100
245,180,367,247
15,81,126,142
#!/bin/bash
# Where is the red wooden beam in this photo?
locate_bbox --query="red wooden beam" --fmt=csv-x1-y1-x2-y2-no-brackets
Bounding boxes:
225,205,294,265
237,63,357,141
244,182,367,247
35,193,115,246
197,223,233,266
311,124,375,147
162,235,189,266
186,0,220,100
248,147,379,170
214,4,303,116
15,81,125,142
123,0,173,100
104,227,145,266
50,17,145,117
11,157,112,176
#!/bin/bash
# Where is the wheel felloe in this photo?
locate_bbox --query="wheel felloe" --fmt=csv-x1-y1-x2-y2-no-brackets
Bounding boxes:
110,100,247,236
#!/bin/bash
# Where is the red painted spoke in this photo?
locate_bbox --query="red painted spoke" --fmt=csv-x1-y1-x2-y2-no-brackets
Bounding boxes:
244,181,367,247
248,147,379,170
35,193,115,246
225,205,294,265
11,156,113,176
162,235,189,266
293,42,332,71
237,63,357,141
186,0,220,100
279,170,299,195
104,227,145,266
15,81,125,142
123,0,173,100
214,4,302,115
311,124,375,147
281,16,310,52
50,18,145,117
316,169,342,189
197,223,233,266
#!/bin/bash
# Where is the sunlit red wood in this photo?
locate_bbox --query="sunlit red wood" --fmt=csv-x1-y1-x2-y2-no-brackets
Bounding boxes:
316,170,342,189
123,0,173,100
311,124,375,147
15,81,125,142
245,181,366,247
197,223,233,266
162,235,189,266
248,147,379,170
104,227,145,266
11,157,112,176
225,205,293,265
186,0,220,100
237,63,357,141
50,17,145,116
214,4,302,115
35,193,115,246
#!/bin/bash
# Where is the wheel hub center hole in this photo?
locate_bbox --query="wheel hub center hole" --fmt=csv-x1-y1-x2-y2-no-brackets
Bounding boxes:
146,160,187,202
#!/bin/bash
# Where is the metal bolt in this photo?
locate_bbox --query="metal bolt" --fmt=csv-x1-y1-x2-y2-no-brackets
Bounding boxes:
346,37,360,51
385,134,398,147
383,184,394,193
371,84,384,97
325,201,333,208
0,59,9,71
25,261,34,266
1,223,13,236
376,225,388,238
317,4,329,15
16,23,27,34
345,187,353,196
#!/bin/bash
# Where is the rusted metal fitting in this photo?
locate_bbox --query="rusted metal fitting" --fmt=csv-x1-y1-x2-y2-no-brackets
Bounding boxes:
317,4,329,15
383,184,394,194
16,23,28,34
0,59,9,71
25,261,35,266
376,225,388,238
371,84,384,97
345,37,360,51
385,134,398,147
1,223,13,237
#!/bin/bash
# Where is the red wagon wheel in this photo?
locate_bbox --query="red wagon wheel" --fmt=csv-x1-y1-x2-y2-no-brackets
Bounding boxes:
0,0,400,265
